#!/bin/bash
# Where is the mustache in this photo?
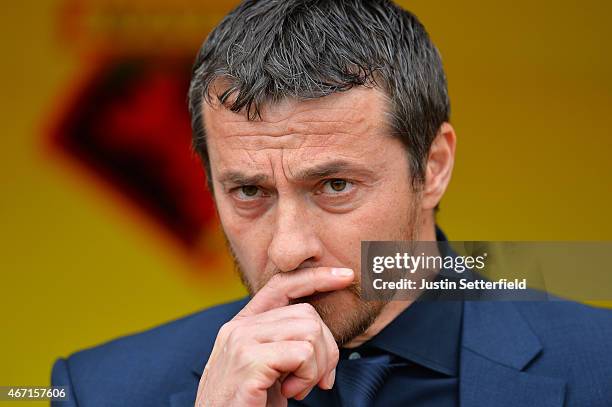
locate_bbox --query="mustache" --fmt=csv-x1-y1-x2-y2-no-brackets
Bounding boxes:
258,266,362,298
221,230,363,298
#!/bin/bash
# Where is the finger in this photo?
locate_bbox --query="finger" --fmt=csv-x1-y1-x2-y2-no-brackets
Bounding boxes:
241,304,339,390
266,380,285,407
280,320,338,398
248,316,326,344
318,320,339,390
246,315,332,389
249,341,319,400
237,267,354,317
238,303,327,326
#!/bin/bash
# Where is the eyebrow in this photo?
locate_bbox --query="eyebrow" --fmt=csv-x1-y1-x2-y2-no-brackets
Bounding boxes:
217,159,374,186
217,172,269,186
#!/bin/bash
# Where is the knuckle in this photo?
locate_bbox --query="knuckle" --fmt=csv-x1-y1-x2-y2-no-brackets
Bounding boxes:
233,342,251,363
304,320,322,341
217,321,234,343
330,345,340,364
305,371,317,383
243,378,265,398
300,341,315,359
219,321,248,351
303,317,319,331
226,324,244,348
268,272,285,287
313,321,323,335
298,302,318,317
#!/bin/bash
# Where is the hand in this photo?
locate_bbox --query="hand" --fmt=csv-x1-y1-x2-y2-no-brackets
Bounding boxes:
194,267,355,407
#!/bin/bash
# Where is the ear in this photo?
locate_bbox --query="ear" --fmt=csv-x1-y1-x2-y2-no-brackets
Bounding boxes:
421,122,456,210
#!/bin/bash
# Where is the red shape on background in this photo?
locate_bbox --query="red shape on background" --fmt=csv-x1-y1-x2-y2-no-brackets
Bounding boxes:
51,57,217,250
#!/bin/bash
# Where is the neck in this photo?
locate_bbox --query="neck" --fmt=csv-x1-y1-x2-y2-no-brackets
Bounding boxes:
343,214,438,348
343,300,413,348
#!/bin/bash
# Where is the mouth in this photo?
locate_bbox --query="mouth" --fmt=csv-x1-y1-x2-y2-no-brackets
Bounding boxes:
301,291,333,303
298,289,350,305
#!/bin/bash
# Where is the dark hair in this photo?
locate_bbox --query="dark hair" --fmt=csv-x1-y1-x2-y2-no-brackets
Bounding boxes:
188,0,450,191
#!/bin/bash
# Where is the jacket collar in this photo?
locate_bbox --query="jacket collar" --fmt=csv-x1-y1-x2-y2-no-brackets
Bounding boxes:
460,300,566,406
169,299,249,407
172,228,568,406
367,298,462,376
438,225,565,405
462,300,541,370
189,297,250,379
172,300,567,407
186,225,453,382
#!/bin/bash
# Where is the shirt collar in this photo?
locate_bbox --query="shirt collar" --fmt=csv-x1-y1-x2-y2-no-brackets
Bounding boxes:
359,225,463,376
366,297,463,376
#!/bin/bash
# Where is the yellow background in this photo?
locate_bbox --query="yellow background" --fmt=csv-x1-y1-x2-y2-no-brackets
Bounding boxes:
1,0,611,401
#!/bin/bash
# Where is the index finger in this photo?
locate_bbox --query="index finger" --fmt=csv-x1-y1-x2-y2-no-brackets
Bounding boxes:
236,267,354,317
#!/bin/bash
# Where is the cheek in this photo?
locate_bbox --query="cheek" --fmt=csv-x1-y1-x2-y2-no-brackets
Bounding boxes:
318,184,415,273
347,182,415,239
217,200,274,276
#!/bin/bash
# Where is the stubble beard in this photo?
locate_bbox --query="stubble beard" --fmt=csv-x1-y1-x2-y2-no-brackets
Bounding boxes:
226,196,422,347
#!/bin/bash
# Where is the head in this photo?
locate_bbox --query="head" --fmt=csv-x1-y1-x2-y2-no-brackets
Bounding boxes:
188,0,456,345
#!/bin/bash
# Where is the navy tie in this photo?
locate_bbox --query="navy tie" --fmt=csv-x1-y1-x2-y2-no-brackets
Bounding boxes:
334,353,395,407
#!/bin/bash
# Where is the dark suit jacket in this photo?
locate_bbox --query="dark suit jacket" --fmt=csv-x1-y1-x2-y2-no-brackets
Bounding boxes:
52,298,612,406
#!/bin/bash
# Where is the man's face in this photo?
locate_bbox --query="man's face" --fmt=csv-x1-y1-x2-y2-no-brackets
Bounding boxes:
203,86,421,345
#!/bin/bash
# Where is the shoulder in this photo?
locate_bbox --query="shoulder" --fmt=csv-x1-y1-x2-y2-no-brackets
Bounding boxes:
515,300,612,402
514,299,612,342
52,298,247,406
66,297,248,367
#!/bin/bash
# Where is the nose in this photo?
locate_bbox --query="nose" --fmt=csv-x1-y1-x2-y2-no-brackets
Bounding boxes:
267,197,324,272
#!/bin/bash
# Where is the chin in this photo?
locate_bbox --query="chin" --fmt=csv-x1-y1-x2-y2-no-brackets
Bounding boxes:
301,289,384,346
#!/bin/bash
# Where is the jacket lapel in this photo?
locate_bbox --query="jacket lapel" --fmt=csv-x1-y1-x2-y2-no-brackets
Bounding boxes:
169,299,250,407
169,299,568,406
460,301,566,407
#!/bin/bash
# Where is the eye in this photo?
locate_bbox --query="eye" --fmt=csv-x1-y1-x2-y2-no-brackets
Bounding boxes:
322,179,353,194
235,185,264,200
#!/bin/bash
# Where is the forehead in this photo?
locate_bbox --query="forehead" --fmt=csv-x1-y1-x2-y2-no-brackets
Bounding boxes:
202,86,395,176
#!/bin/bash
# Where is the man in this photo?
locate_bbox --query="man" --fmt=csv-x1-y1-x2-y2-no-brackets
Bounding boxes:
52,1,612,406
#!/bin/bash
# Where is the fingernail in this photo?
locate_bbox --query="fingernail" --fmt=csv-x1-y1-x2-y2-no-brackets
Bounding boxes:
331,268,353,277
327,368,336,389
